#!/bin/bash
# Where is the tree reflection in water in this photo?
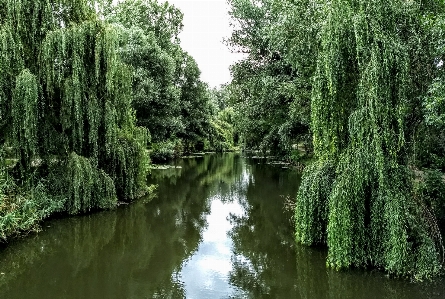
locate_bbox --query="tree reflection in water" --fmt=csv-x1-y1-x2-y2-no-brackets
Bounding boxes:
228,158,445,299
228,161,302,298
0,154,242,299
1,154,444,298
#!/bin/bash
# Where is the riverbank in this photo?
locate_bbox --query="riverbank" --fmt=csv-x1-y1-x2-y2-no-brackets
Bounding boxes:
0,172,156,243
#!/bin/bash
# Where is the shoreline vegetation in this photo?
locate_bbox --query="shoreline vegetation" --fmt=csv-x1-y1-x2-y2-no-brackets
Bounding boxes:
1,0,445,281
150,145,311,171
0,0,236,244
225,0,445,279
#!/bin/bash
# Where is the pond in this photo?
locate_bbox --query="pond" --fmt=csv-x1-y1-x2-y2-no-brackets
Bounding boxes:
0,153,444,298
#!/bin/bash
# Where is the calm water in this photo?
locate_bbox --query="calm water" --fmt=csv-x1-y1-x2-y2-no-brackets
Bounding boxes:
0,153,444,298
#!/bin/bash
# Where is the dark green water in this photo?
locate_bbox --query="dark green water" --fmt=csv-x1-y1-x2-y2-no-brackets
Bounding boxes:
0,153,444,298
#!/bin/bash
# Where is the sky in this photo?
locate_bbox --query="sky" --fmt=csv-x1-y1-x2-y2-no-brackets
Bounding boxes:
162,0,245,87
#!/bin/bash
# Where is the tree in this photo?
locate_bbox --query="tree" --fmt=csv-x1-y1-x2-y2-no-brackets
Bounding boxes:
0,0,149,224
107,0,184,142
416,15,445,171
176,53,213,152
227,0,313,157
295,0,445,278
107,0,213,152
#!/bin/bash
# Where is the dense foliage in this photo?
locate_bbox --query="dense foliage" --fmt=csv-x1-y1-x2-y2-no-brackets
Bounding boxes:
0,0,224,240
207,86,237,152
106,0,218,157
106,0,184,142
0,0,153,239
227,0,315,158
227,0,445,279
293,0,445,279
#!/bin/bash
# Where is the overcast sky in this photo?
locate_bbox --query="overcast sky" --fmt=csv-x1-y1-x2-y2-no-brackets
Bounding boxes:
163,0,245,87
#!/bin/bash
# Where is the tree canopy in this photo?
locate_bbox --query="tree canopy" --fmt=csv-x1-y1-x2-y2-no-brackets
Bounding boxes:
0,0,150,238
226,0,445,279
227,0,315,157
106,0,216,154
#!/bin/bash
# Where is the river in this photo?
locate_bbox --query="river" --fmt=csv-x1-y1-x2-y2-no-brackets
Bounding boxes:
0,153,444,298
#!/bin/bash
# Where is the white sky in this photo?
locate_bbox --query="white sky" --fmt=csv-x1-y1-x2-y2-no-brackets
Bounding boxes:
163,0,245,87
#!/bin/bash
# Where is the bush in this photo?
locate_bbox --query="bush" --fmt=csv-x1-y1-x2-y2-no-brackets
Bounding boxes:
150,140,183,163
0,181,65,241
209,118,234,152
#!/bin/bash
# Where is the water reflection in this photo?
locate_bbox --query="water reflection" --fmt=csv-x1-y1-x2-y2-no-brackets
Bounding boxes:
228,162,302,298
229,158,445,299
0,154,444,299
177,154,246,298
181,198,244,298
0,154,243,299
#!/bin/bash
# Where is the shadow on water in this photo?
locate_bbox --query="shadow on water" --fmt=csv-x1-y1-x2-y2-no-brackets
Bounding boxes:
0,153,444,298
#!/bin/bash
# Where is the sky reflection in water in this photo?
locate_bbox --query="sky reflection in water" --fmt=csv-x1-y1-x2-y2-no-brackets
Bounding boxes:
181,197,245,298
0,154,445,299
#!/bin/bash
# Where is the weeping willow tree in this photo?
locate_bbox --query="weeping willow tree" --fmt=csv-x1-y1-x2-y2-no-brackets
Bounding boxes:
0,0,149,220
295,0,445,278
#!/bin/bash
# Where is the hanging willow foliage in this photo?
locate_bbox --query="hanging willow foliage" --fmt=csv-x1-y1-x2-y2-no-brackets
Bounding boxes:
11,69,38,173
64,152,117,214
295,0,444,278
0,0,149,216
